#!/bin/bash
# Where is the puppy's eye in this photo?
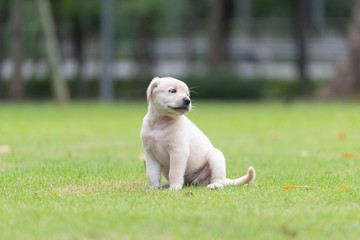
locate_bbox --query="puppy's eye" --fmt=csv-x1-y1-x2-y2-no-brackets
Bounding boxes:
169,89,176,93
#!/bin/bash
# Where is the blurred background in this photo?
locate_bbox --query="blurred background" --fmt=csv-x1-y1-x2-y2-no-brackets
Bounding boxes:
0,0,359,102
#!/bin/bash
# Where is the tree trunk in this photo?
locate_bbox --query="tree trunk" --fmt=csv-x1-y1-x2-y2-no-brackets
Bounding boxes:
100,0,114,101
294,0,311,97
9,0,25,100
319,0,360,99
37,0,69,103
132,16,155,98
72,16,85,99
208,0,234,72
183,0,197,65
0,12,6,99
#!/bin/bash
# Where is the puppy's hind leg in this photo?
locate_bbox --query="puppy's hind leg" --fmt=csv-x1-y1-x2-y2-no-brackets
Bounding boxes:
206,149,256,189
207,148,227,189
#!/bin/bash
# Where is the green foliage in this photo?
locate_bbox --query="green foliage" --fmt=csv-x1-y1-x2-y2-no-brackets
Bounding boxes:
0,75,327,100
0,0,356,59
183,75,325,100
25,76,53,99
50,0,101,33
325,0,356,17
0,0,9,13
183,74,264,100
116,0,168,20
252,0,292,18
0,102,360,239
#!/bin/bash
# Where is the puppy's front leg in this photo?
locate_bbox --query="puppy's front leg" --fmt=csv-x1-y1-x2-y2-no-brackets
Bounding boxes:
169,152,188,190
145,153,161,189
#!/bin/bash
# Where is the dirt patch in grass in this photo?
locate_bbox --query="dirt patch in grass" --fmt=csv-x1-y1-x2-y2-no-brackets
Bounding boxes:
53,180,123,195
0,163,16,171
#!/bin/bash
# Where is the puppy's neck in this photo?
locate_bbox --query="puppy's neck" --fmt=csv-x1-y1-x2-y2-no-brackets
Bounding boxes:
147,103,179,127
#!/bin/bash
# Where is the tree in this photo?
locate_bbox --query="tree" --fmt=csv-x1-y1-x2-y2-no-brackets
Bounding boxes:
132,13,155,96
208,0,234,72
9,0,25,100
0,0,9,99
294,0,311,97
37,0,69,102
179,0,196,65
100,0,114,101
71,6,85,98
117,0,167,98
319,0,360,99
50,0,100,99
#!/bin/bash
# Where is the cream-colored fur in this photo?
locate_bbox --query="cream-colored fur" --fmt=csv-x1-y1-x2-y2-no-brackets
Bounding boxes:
140,77,256,190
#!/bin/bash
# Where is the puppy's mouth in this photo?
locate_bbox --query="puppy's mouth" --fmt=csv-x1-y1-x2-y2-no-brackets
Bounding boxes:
168,105,190,112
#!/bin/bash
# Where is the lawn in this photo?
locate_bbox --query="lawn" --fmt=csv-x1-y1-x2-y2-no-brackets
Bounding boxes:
0,101,359,239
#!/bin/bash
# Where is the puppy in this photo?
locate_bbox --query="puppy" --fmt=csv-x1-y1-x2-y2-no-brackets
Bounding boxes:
141,77,255,190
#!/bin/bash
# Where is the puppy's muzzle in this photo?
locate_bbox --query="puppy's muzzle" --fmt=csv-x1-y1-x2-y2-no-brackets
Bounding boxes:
169,97,191,113
183,97,191,106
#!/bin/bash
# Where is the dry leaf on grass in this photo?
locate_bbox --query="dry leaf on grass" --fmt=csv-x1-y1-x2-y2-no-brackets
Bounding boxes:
270,131,280,140
337,132,346,141
50,191,61,198
281,224,297,238
300,151,308,158
341,152,359,159
184,191,193,196
283,186,314,190
0,145,11,154
284,186,349,190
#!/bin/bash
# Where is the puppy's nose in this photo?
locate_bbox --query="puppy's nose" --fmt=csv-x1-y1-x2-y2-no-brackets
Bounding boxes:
183,97,191,106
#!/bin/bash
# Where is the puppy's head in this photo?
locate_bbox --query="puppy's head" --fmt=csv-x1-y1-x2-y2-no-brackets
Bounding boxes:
147,77,191,117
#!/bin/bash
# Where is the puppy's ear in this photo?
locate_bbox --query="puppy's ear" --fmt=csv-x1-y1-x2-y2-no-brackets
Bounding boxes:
146,77,160,103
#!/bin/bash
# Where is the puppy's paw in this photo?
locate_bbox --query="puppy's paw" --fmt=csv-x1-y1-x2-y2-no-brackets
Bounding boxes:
207,182,224,190
169,185,182,191
146,186,160,192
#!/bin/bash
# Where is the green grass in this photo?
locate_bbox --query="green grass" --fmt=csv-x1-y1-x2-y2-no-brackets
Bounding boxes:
0,101,359,239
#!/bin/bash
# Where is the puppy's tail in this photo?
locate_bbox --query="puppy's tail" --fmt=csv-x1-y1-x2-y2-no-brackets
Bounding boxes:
225,166,256,186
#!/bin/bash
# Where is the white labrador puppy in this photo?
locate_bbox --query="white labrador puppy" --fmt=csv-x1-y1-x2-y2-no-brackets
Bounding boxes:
141,77,255,190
